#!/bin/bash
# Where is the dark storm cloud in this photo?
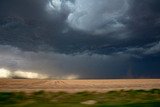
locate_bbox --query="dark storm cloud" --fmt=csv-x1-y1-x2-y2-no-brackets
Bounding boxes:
0,0,49,19
0,45,131,79
0,0,160,78
127,0,160,40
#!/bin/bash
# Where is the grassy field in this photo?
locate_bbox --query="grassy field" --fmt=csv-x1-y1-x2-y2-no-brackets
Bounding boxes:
0,89,160,107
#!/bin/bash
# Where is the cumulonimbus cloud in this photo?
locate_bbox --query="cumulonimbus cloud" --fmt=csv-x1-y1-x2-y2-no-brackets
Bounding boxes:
47,0,130,35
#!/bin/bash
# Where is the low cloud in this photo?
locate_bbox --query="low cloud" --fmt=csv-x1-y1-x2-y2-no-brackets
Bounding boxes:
0,68,11,78
0,45,131,79
13,71,48,79
125,41,160,56
0,68,79,79
144,41,160,55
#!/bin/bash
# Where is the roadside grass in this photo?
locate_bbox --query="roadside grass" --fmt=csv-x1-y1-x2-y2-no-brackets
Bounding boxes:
0,89,160,107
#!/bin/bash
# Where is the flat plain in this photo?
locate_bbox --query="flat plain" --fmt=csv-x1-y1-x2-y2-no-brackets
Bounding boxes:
1,79,160,107
0,79,160,92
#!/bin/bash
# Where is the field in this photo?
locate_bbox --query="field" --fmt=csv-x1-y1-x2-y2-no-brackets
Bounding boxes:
0,79,160,107
1,90,160,107
0,79,160,92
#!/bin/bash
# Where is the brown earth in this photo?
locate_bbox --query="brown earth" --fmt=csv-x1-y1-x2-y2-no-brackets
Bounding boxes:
0,79,160,93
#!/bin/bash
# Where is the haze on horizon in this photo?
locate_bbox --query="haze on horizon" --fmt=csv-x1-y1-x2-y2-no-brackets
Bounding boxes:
0,0,160,79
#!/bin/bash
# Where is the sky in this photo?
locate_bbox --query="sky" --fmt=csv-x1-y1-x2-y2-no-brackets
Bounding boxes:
0,0,160,79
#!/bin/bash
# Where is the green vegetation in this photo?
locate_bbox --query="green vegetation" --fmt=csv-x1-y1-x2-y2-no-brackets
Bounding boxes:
0,89,160,107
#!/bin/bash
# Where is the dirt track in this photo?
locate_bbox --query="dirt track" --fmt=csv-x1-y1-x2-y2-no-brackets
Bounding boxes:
0,79,160,93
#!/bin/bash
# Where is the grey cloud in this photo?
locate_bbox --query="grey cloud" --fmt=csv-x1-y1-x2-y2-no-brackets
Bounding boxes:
0,0,160,78
144,41,160,55
0,45,131,79
67,0,129,35
48,0,130,36
1,0,160,54
122,41,160,57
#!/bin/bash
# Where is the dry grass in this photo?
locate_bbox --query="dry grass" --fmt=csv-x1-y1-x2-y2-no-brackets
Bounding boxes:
0,79,160,93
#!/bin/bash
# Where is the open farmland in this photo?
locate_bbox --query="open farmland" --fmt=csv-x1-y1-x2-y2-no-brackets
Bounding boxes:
1,79,160,107
0,79,160,93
